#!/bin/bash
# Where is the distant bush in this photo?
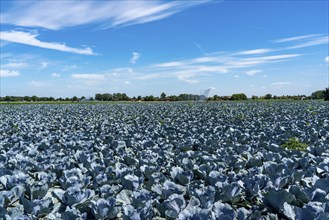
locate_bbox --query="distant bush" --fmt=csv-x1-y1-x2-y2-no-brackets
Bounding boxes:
231,93,247,101
282,138,307,151
264,94,272,100
324,88,329,101
311,90,324,100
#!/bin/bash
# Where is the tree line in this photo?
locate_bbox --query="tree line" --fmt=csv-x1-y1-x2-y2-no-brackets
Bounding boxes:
95,93,207,101
1,89,328,102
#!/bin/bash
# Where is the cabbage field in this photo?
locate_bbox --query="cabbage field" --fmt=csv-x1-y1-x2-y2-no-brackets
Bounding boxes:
0,102,329,219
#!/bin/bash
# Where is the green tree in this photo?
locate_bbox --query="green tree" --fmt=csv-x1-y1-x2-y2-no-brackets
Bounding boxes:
31,95,38,102
95,93,104,101
213,95,220,101
72,96,78,102
264,94,272,100
160,92,166,101
144,95,155,101
168,95,178,101
4,96,11,102
24,96,31,101
324,88,329,101
103,93,113,101
311,90,324,99
231,93,247,101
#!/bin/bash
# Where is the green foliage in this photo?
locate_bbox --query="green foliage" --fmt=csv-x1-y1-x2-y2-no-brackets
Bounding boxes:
160,92,166,101
3,89,328,103
282,138,307,151
264,94,272,100
144,95,156,101
324,88,329,101
213,95,221,101
95,93,129,101
311,90,324,100
231,93,247,101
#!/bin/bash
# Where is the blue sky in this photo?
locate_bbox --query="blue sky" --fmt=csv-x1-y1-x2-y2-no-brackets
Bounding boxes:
0,0,328,98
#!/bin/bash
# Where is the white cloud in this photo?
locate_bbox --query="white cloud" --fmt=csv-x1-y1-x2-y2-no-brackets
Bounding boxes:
176,72,199,84
29,80,48,87
194,42,207,55
274,34,322,43
140,53,300,84
153,54,300,72
246,69,262,76
286,36,329,49
0,31,95,55
111,67,134,74
51,73,61,78
244,54,301,62
234,75,239,78
193,66,229,73
62,65,79,71
124,81,131,84
236,49,272,55
71,74,105,80
325,56,329,63
0,1,209,30
153,61,185,68
40,62,50,69
138,73,163,80
218,54,301,69
130,52,141,64
272,82,290,86
263,74,267,78
0,69,20,77
1,62,28,69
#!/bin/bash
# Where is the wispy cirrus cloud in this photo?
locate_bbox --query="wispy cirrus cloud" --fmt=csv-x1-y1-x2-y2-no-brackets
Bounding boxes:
141,51,300,83
62,65,79,72
236,48,272,55
130,52,141,64
68,68,137,88
274,34,322,43
246,69,262,76
29,80,48,88
287,36,329,49
0,31,95,55
152,53,300,71
0,1,211,30
193,42,208,55
0,69,20,77
272,82,290,86
176,72,199,84
274,34,329,50
51,73,61,78
40,62,50,69
71,74,105,80
1,62,28,69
